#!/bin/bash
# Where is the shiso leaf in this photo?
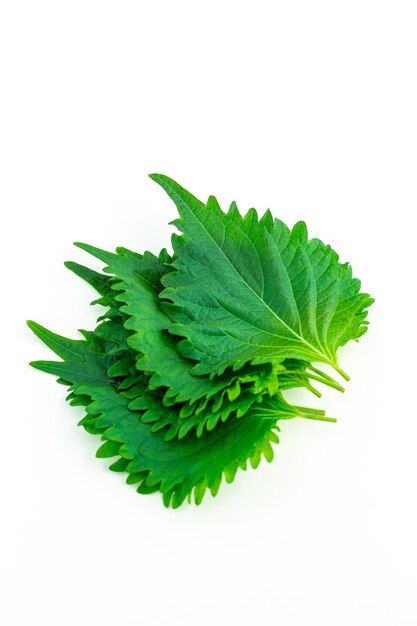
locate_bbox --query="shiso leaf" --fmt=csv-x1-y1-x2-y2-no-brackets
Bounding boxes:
28,174,373,506
151,174,373,380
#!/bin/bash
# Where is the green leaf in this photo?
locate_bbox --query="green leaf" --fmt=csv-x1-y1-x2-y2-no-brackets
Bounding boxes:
151,174,373,379
74,243,261,405
128,386,258,441
28,316,332,506
28,173,372,507
64,261,116,307
27,321,113,386
84,384,284,507
27,317,280,506
74,244,334,415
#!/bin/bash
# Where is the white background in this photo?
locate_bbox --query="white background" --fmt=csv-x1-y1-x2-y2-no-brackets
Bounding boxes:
1,2,416,625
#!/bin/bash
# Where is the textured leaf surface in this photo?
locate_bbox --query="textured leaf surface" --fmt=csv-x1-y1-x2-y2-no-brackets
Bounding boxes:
28,173,372,506
85,385,283,507
27,319,293,507
74,244,237,404
152,174,373,378
61,255,329,440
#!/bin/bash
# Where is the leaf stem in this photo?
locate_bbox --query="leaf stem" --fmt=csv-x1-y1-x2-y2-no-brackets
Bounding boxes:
305,383,321,398
327,360,350,381
293,405,326,416
306,365,346,391
297,413,337,423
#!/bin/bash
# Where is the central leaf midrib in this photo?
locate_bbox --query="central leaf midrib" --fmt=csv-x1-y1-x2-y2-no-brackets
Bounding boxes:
176,193,333,367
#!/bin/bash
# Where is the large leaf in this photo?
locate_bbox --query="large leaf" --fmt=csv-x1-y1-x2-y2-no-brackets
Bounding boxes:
151,174,373,379
28,319,329,507
27,173,372,507
74,244,328,406
74,244,238,404
84,385,283,507
50,259,333,442
72,245,339,433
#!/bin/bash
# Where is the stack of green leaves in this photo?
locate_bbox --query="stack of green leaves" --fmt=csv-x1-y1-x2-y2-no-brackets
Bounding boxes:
28,175,373,507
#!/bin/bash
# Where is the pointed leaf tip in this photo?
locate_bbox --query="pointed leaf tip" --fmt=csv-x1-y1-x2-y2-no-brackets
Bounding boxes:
73,241,89,251
149,174,205,217
27,320,45,337
73,242,118,265
64,260,88,275
149,173,182,190
149,173,176,188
